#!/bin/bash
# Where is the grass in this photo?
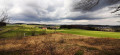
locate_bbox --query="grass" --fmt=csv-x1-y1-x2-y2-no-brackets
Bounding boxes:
0,33,119,55
0,25,120,55
1,25,120,39
58,29,120,39
75,50,84,55
0,25,55,39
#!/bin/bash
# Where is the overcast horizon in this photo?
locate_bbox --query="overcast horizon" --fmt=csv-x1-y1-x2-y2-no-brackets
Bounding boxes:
0,0,120,25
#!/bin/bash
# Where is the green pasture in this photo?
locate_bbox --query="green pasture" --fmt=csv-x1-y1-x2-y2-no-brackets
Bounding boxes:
1,25,120,39
59,29,120,39
0,25,55,39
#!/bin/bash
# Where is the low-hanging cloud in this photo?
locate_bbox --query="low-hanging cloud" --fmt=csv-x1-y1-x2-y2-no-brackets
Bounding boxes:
0,0,120,25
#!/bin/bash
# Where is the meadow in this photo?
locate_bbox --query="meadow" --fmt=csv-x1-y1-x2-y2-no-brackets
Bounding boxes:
0,25,120,55
59,29,120,39
0,25,55,39
0,25,120,39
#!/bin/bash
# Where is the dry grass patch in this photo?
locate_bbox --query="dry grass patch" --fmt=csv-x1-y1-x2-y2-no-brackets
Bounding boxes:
0,33,120,55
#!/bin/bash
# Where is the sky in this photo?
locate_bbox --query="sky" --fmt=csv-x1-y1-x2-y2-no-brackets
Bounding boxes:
0,0,120,25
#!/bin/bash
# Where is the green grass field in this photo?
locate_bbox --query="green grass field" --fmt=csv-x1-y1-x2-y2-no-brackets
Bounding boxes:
0,25,120,39
59,29,120,39
0,25,55,39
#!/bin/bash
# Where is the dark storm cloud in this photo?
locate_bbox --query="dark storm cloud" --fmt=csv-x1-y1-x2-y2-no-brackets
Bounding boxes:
72,0,120,11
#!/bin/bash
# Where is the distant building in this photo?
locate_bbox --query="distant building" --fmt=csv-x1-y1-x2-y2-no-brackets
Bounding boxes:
39,26,47,30
95,27,115,32
42,27,47,30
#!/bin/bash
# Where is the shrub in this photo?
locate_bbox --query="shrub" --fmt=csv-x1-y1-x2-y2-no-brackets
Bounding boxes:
40,30,47,35
74,50,84,55
31,31,36,36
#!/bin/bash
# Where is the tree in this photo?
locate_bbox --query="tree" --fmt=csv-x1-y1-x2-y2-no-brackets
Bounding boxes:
0,10,9,27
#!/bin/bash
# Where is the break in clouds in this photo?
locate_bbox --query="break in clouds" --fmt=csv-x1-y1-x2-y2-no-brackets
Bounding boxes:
0,0,120,25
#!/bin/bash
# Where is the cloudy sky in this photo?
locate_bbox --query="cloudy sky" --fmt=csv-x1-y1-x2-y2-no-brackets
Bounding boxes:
0,0,120,25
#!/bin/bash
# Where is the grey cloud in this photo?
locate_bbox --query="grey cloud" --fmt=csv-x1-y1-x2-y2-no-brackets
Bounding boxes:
69,16,101,20
0,0,120,25
72,0,120,12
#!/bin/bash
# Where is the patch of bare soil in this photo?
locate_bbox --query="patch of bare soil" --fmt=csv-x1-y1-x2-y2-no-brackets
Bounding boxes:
0,33,120,55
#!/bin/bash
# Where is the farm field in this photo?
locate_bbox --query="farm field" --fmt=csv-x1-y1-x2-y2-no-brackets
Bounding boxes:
59,29,120,39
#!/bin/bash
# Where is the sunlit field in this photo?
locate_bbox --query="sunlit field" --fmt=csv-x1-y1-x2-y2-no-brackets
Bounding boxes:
59,29,120,39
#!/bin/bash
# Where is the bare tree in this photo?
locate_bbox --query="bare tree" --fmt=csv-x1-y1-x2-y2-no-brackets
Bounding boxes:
0,10,9,27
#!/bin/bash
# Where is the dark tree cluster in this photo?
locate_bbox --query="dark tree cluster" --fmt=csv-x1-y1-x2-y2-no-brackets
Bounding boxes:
60,25,95,30
60,25,120,32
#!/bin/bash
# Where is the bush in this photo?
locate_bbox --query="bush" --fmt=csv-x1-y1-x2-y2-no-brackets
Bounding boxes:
74,50,84,55
40,30,47,35
31,31,36,36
